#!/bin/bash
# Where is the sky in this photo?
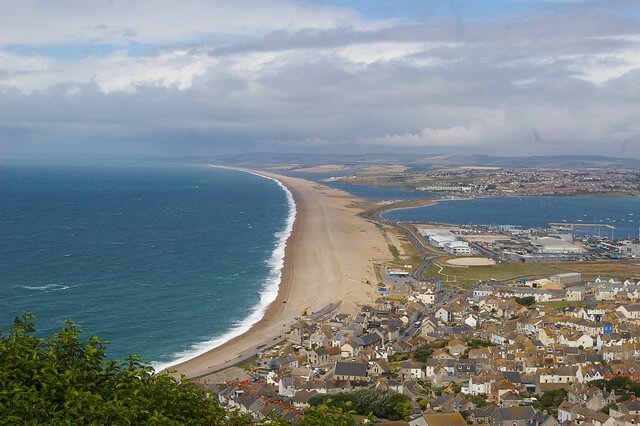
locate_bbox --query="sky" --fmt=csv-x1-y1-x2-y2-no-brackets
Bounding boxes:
1,0,640,159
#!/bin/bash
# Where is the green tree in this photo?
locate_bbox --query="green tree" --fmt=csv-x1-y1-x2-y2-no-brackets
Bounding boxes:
515,296,536,307
299,403,357,426
601,403,618,415
417,398,429,410
414,339,449,363
469,395,487,407
592,377,640,398
0,313,227,425
309,389,411,421
532,389,567,416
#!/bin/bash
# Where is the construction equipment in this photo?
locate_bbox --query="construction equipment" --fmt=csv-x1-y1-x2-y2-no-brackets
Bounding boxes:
300,307,310,316
361,278,372,285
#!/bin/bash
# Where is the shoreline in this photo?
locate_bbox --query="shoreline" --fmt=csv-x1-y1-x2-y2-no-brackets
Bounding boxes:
152,166,297,373
161,166,388,378
380,194,640,240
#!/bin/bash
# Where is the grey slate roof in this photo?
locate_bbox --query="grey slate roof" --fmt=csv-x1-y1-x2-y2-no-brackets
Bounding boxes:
333,361,368,378
493,406,536,421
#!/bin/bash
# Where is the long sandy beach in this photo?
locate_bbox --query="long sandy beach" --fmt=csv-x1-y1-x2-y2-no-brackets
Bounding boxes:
164,168,392,378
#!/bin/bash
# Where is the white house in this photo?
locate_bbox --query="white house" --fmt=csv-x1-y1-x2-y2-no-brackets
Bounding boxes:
464,314,478,328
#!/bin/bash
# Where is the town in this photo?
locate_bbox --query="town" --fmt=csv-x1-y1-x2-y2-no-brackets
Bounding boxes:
201,254,640,424
329,168,640,197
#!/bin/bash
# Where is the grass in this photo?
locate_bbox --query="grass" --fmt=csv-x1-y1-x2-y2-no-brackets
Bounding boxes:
427,260,640,289
399,237,424,270
358,198,436,221
380,225,424,271
388,244,400,261
541,301,590,309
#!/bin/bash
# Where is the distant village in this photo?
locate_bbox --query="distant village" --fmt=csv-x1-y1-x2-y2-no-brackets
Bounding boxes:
202,269,640,425
330,168,640,198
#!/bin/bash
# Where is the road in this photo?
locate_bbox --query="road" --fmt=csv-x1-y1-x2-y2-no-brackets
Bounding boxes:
394,221,440,281
466,240,500,260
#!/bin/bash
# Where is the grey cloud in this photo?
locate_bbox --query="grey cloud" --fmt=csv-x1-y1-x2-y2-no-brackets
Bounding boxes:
1,1,640,158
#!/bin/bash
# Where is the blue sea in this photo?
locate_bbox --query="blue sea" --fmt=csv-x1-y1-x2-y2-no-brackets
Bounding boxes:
324,182,434,201
0,162,294,369
278,170,434,201
382,196,640,240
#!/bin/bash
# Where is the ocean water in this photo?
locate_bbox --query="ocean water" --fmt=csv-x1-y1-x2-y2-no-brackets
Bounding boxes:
0,162,294,369
382,196,640,240
323,182,435,201
277,169,434,200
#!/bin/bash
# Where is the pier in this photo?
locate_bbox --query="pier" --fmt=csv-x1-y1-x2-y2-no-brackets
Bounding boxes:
549,222,615,238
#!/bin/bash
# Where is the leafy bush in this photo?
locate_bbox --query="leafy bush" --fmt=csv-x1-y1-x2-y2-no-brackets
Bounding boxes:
515,296,536,307
464,338,494,349
414,339,449,363
308,389,411,421
469,395,487,407
0,314,226,425
592,377,640,398
299,403,358,426
532,389,567,416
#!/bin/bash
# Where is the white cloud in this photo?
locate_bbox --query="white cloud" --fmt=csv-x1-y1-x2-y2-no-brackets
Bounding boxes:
0,50,216,94
1,0,640,157
570,49,640,84
0,0,376,45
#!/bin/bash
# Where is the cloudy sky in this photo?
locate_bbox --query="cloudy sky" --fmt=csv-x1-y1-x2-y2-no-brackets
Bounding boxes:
1,0,640,159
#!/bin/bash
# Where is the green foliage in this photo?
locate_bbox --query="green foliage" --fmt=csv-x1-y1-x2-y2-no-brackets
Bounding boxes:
299,403,358,426
414,346,435,363
0,313,226,425
463,338,493,349
417,398,429,410
515,296,536,307
388,352,410,362
592,377,640,398
414,339,448,363
308,389,411,421
448,383,462,395
601,403,618,415
390,340,451,364
532,389,567,416
388,244,401,260
469,395,487,407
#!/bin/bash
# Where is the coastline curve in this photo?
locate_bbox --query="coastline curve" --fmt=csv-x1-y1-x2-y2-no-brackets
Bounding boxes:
152,167,297,372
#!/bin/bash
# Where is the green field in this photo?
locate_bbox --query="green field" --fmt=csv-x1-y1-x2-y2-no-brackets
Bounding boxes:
427,258,640,288
541,301,590,309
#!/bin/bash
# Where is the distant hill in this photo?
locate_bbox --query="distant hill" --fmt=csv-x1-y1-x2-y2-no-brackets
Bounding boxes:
201,153,640,171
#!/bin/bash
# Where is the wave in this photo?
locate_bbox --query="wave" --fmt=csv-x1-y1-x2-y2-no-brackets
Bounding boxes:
21,284,70,291
151,170,297,372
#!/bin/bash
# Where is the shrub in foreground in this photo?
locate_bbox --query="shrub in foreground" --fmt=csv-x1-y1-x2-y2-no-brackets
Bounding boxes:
0,313,226,425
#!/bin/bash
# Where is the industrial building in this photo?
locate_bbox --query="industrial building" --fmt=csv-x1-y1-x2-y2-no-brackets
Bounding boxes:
620,242,640,257
442,241,472,255
550,272,582,285
530,236,585,254
420,228,474,256
504,252,579,263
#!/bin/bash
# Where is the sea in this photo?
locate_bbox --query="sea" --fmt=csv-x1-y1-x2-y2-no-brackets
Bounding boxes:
278,170,433,201
382,196,640,240
324,182,433,201
0,162,295,370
